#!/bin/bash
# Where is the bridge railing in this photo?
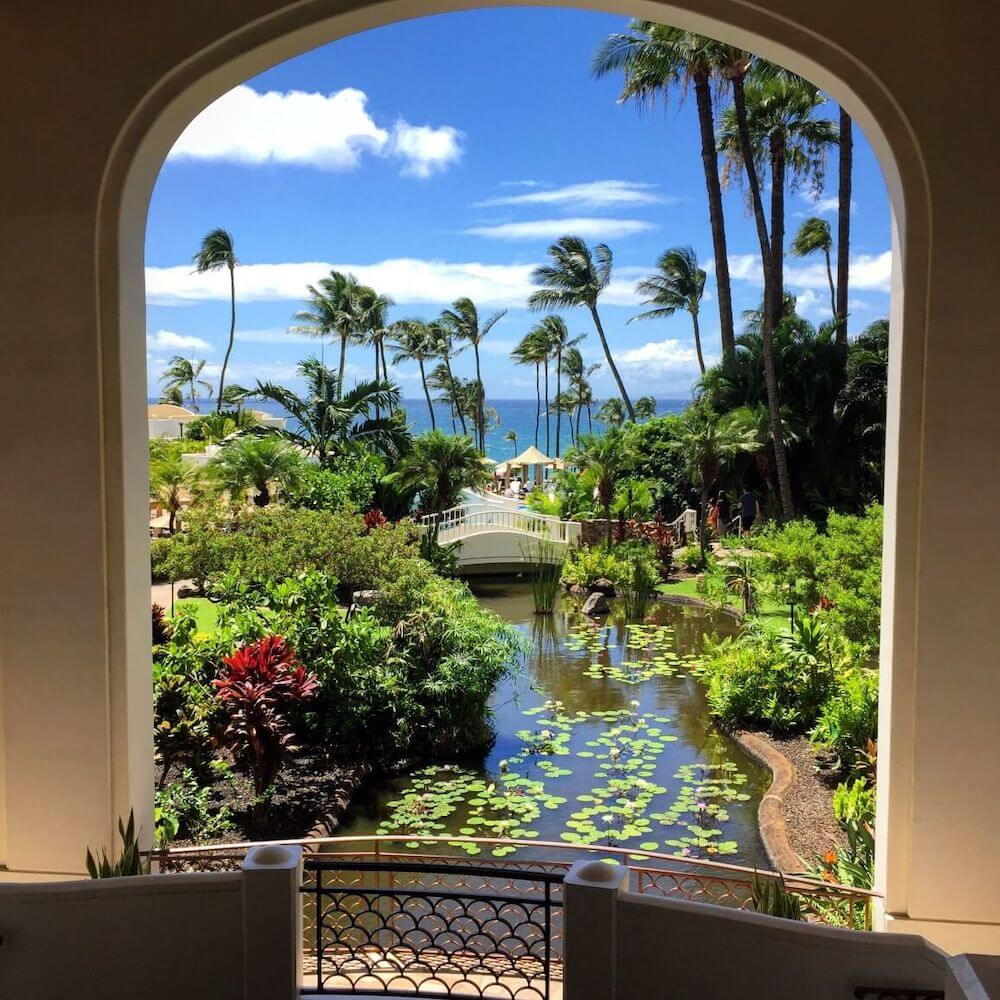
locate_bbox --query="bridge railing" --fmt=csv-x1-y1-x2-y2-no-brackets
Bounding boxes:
421,505,580,544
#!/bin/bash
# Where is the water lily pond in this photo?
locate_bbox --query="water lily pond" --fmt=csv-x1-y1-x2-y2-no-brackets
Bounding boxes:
338,581,770,866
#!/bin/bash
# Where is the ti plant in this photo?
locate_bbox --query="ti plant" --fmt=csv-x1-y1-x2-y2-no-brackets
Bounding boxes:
751,871,803,921
85,810,148,879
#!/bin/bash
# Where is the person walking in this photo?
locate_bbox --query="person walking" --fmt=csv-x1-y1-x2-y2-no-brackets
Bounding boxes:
707,498,720,540
716,491,731,538
739,485,760,535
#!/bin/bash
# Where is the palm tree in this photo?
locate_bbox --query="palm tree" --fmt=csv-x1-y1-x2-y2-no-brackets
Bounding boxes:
391,319,438,429
291,272,364,400
354,287,394,418
192,229,238,413
504,428,519,457
671,403,757,557
631,246,708,373
534,316,581,459
158,385,185,407
529,236,635,421
593,24,739,359
429,320,467,434
208,435,304,507
635,396,657,422
149,456,200,533
512,328,549,449
836,108,852,344
790,216,836,317
160,356,213,412
565,428,629,549
596,398,626,427
441,298,506,451
561,347,601,443
718,72,836,519
254,356,406,465
220,383,251,414
392,430,491,519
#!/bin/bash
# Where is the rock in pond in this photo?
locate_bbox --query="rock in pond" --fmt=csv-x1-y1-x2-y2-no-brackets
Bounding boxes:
581,591,611,617
589,577,617,598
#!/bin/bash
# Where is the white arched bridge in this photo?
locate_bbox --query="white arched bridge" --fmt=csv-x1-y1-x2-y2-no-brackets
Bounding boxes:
420,500,583,574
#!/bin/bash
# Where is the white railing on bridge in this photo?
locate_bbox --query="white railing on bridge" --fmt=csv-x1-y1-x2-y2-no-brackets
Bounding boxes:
421,504,580,545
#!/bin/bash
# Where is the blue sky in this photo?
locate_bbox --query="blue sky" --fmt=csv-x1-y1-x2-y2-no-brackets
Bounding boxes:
145,7,892,402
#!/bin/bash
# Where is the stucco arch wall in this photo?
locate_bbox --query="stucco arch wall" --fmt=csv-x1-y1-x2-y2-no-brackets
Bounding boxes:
2,0,997,952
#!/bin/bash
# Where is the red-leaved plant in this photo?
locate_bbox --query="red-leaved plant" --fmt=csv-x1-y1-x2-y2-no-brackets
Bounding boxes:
213,635,317,801
364,508,388,531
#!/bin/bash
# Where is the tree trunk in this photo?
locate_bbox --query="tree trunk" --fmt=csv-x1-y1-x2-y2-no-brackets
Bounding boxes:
337,330,348,399
589,305,635,421
473,342,484,450
255,485,270,507
216,264,237,413
576,388,583,443
419,359,435,430
731,73,794,520
373,340,381,421
380,340,391,410
534,363,541,448
836,107,853,344
694,73,735,360
604,501,613,551
691,310,706,374
824,248,836,319
443,354,467,435
769,138,786,331
554,348,562,458
543,359,550,454
587,404,593,432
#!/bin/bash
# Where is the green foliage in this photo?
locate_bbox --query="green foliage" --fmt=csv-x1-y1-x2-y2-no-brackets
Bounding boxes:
155,768,235,845
525,489,565,518
184,409,257,442
815,779,875,896
611,478,655,521
561,546,629,589
618,414,691,517
149,437,208,464
618,545,659,620
150,504,421,597
810,668,878,770
390,429,490,516
85,810,147,878
676,545,711,573
751,872,803,921
521,538,566,615
282,453,384,512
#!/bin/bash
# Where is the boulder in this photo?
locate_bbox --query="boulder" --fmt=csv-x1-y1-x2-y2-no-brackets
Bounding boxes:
589,577,617,598
581,591,611,617
352,589,382,607
175,582,199,598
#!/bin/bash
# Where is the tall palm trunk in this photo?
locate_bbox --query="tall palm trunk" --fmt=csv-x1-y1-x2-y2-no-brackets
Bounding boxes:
731,74,794,520
576,387,583,443
587,403,593,432
534,363,541,448
543,359,550,454
769,137,787,331
419,359,435,429
824,247,836,318
554,347,563,458
694,73,735,360
836,108,853,344
337,329,348,399
690,310,706,374
380,340,391,410
443,353,467,435
216,263,237,413
588,305,635,421
373,339,381,421
473,342,484,450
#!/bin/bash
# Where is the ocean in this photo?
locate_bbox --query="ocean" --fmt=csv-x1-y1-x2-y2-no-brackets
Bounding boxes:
153,396,688,462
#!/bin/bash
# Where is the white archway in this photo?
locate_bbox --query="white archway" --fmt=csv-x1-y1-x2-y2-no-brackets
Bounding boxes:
11,0,1000,956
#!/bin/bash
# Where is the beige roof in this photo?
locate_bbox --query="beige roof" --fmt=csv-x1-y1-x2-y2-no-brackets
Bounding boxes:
509,445,556,467
148,403,196,420
480,456,498,466
494,462,509,476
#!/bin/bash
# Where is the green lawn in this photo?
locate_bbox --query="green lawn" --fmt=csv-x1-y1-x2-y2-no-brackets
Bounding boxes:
174,597,220,634
658,577,792,635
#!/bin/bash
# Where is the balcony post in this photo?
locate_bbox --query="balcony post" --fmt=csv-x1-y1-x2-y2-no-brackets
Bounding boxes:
242,844,303,1000
563,859,628,1000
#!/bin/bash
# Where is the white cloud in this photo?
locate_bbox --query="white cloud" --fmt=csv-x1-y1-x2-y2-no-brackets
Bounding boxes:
500,179,544,188
389,121,463,178
169,85,463,177
617,339,708,374
793,288,823,319
477,180,670,209
146,329,212,352
237,328,313,344
807,195,857,215
148,259,538,308
726,250,892,294
146,258,654,311
465,217,655,241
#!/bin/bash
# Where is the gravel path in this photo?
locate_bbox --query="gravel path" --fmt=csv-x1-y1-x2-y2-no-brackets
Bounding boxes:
748,731,847,865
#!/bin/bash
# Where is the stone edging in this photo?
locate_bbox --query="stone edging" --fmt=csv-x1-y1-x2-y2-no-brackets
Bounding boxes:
308,762,371,839
654,592,742,619
733,732,803,873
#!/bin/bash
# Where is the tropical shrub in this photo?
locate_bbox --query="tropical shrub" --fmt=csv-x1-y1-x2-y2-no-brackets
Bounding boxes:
213,635,318,797
618,414,691,518
85,811,147,878
810,668,878,769
152,603,171,645
561,546,629,589
525,490,564,518
155,767,234,844
676,545,710,573
283,453,384,513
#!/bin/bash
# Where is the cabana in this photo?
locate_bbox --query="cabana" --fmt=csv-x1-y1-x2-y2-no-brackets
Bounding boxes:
508,445,557,488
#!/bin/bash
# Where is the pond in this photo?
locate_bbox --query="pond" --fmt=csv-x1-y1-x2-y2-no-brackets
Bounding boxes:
338,581,770,867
